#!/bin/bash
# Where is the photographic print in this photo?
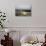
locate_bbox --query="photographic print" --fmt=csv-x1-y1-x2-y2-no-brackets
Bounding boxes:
15,4,32,16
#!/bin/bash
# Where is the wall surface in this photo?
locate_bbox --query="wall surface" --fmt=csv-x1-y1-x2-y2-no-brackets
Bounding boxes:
0,0,46,27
